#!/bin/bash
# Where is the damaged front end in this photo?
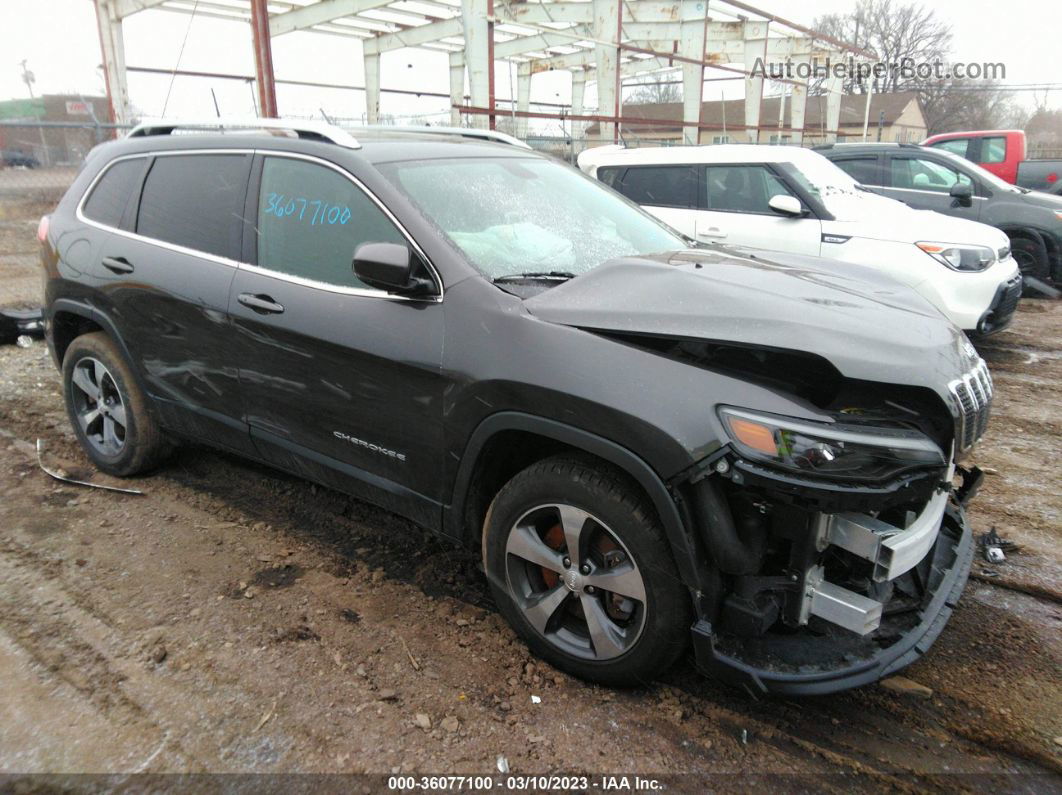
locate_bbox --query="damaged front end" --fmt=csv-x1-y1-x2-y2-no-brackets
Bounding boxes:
679,361,990,696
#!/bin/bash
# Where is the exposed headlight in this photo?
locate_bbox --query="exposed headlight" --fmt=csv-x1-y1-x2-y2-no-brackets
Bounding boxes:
916,241,995,272
718,407,946,482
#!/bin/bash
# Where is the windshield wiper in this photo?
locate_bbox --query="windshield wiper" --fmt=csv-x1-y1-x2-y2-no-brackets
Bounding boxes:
493,271,577,283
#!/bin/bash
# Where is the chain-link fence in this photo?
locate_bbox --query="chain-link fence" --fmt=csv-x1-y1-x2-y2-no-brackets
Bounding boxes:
0,122,134,208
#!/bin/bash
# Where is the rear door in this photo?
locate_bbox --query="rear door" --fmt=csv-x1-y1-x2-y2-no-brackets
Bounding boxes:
609,165,698,236
692,163,821,255
830,154,885,190
90,150,255,454
228,152,446,528
880,152,983,222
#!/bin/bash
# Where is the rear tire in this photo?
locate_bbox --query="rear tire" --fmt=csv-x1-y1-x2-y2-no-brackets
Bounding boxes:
483,455,691,686
62,332,171,477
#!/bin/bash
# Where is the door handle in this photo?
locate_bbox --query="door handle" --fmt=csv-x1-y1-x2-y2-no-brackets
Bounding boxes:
237,293,285,315
697,228,727,240
101,256,134,274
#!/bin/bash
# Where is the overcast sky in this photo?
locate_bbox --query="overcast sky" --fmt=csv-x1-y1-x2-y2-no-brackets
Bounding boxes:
1,0,1059,130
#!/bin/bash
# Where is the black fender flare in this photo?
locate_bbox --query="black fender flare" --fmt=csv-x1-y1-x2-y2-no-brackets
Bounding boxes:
449,411,714,592
48,298,151,397
1001,225,1047,250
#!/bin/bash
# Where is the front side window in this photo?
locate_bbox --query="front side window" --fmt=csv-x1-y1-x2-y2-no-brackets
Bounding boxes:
891,156,972,193
255,157,405,290
617,166,695,208
83,158,146,227
833,157,881,186
930,138,970,158
378,157,684,280
981,136,1007,164
704,165,796,213
137,154,250,259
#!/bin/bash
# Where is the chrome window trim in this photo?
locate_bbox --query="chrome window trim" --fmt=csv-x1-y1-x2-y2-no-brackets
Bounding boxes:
75,148,443,303
75,149,250,271
886,186,987,200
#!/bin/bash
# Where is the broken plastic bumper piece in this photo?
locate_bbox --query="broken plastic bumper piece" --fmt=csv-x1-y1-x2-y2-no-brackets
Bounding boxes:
690,501,973,696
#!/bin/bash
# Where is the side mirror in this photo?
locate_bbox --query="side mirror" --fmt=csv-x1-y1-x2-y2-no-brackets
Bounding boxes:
768,194,804,217
352,242,435,296
950,182,973,207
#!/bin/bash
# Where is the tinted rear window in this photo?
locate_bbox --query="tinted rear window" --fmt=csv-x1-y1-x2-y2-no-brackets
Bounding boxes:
832,157,881,186
82,158,145,227
136,154,250,259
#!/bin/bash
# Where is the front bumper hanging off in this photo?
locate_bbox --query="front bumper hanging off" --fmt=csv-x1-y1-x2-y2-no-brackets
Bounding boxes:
690,498,976,697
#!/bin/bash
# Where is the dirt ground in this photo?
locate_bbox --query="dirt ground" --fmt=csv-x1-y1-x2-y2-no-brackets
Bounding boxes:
1,202,1060,790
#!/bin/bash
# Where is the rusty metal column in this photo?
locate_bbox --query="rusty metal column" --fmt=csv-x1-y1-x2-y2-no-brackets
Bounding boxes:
250,0,278,118
592,0,620,143
93,0,131,124
487,0,496,130
461,0,490,130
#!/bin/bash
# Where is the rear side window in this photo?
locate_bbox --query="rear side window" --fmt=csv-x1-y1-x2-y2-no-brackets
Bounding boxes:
597,166,623,188
82,158,145,227
617,166,695,208
930,138,970,158
981,136,1007,164
890,156,972,193
137,154,250,259
833,157,881,186
255,156,405,290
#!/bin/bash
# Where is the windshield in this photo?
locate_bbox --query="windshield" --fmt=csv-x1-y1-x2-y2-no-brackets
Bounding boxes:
377,156,685,280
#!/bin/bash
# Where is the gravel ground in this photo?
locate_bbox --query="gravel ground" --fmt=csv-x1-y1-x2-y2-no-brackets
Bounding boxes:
1,205,1060,789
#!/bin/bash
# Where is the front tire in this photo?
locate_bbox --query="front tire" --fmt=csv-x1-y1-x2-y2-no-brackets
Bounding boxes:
484,455,691,686
62,332,170,477
1010,236,1049,282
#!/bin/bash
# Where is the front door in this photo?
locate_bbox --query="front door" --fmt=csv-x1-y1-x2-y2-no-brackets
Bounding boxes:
228,153,446,528
881,153,982,222
693,164,822,255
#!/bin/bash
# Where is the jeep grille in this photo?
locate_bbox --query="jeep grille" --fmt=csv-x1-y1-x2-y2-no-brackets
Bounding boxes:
948,359,993,453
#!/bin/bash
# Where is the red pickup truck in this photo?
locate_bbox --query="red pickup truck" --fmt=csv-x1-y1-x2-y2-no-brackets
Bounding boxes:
922,130,1062,195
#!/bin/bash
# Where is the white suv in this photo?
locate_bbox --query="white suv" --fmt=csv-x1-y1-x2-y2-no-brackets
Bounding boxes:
578,144,1022,334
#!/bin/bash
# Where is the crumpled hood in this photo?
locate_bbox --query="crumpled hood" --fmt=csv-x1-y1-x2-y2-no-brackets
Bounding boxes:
823,191,1010,248
523,247,976,392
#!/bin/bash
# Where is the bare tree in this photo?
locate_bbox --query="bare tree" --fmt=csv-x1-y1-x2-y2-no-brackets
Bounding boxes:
920,80,1028,136
813,0,952,94
625,79,681,106
813,0,1023,135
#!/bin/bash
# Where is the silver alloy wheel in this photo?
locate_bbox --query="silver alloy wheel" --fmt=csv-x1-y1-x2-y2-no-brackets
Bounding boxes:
69,356,127,457
504,503,647,661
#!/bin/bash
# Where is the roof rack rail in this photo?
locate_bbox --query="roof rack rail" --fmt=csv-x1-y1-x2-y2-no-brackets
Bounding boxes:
348,124,532,150
126,117,361,149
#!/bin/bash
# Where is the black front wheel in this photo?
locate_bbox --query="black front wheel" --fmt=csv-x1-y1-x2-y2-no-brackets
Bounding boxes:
1010,236,1049,282
484,456,692,686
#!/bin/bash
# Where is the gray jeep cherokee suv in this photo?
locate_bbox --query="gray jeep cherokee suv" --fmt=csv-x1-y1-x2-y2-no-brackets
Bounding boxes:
40,119,985,695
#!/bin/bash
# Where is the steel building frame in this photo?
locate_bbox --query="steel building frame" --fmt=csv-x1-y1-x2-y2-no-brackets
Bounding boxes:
93,0,872,144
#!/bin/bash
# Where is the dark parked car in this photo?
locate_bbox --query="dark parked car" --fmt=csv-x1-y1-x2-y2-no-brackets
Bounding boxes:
40,119,987,695
818,142,1062,283
2,149,40,168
